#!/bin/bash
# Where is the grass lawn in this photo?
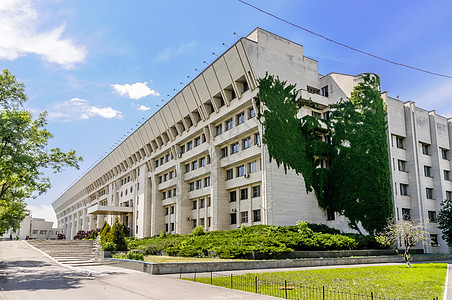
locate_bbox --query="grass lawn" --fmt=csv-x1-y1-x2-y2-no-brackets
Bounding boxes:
144,255,248,263
187,263,447,299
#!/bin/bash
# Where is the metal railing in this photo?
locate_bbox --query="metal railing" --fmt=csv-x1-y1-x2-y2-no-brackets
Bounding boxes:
180,270,439,300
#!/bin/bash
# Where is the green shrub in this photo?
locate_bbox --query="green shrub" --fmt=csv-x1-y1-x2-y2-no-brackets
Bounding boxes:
99,222,111,244
125,251,144,261
102,241,116,251
191,225,205,236
107,218,127,251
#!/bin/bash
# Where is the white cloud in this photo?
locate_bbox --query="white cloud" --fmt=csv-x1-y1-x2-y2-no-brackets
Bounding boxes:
112,82,160,100
47,98,123,122
132,104,151,111
0,0,86,68
27,204,57,225
154,41,196,62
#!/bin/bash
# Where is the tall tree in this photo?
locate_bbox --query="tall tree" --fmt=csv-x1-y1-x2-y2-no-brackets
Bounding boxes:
257,73,392,235
0,69,82,232
437,199,452,246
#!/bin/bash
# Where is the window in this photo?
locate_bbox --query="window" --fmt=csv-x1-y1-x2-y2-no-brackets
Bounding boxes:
208,217,212,227
173,188,177,196
323,112,330,121
171,223,175,231
447,191,452,201
226,169,233,180
161,191,166,200
207,155,211,164
189,182,195,192
160,157,164,165
164,173,168,181
252,185,261,197
430,234,439,247
402,208,411,220
312,111,321,119
442,148,449,160
196,179,202,190
204,177,210,187
428,211,437,223
200,198,205,208
194,137,201,147
171,206,175,214
158,176,162,184
307,86,320,94
237,165,245,177
424,166,432,177
155,160,159,168
395,136,404,149
444,170,451,181
249,161,258,173
200,218,205,227
240,188,248,200
231,142,239,154
185,164,190,174
241,212,248,223
192,161,198,170
165,223,169,232
426,188,434,199
242,137,251,149
321,207,335,222
253,209,261,222
400,183,408,196
166,154,170,162
180,145,185,154
192,200,197,210
200,157,206,167
192,219,197,229
225,118,233,131
167,190,172,198
249,107,255,118
254,133,261,145
215,124,222,136
230,213,237,225
207,197,211,207
230,191,237,202
202,134,206,143
187,141,193,151
398,160,407,172
321,85,329,97
421,143,430,155
236,112,245,125
221,147,228,158
165,207,169,215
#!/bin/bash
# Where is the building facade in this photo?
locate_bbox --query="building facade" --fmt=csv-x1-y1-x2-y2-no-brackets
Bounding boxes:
1,215,61,240
52,28,450,253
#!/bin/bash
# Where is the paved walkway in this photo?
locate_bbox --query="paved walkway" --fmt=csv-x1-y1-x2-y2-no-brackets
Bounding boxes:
0,241,276,300
0,241,450,299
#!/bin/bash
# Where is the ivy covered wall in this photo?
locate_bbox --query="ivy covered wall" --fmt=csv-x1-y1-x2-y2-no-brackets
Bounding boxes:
256,73,393,234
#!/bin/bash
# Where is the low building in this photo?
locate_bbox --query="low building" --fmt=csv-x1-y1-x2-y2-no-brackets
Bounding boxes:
52,28,451,253
1,216,61,240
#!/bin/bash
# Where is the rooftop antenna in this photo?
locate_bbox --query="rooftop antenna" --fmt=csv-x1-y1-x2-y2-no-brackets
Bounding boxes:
222,43,228,48
233,32,241,39
194,69,200,72
203,61,209,65
212,52,218,57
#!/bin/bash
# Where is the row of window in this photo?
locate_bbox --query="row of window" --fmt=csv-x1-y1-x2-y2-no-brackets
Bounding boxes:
180,134,207,156
399,183,452,200
192,197,212,210
397,159,451,180
188,177,211,192
185,155,211,173
159,170,176,183
162,187,177,200
164,205,176,215
215,107,256,136
230,209,261,224
155,152,173,168
230,185,261,202
120,176,131,186
401,208,437,223
120,186,133,197
225,160,260,180
393,135,450,159
221,133,261,158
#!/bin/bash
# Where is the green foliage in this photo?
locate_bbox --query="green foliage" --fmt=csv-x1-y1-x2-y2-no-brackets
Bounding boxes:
125,251,144,261
257,73,392,235
438,199,452,246
191,225,205,236
128,224,374,259
101,241,116,251
99,222,111,244
0,69,82,232
106,218,127,251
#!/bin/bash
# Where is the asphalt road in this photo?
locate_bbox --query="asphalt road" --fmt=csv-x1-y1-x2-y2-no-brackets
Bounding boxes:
0,241,276,300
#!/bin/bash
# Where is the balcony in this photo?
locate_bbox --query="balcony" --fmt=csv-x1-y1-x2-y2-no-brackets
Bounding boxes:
87,204,132,215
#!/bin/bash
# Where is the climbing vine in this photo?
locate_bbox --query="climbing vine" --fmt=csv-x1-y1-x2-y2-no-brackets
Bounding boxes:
256,73,392,234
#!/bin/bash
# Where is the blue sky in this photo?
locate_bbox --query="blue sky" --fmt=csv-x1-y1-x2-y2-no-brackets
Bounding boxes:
2,0,452,224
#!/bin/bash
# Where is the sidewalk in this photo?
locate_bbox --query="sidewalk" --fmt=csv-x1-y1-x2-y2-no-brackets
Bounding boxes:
0,241,276,300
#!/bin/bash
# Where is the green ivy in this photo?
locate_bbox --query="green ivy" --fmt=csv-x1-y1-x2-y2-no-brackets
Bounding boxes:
256,73,392,234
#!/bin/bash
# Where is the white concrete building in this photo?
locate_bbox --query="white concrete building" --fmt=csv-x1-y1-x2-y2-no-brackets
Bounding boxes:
1,216,61,240
52,28,450,253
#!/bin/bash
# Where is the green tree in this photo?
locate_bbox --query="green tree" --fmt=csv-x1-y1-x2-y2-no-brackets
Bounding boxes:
438,199,452,246
256,73,392,235
0,69,82,232
106,218,127,251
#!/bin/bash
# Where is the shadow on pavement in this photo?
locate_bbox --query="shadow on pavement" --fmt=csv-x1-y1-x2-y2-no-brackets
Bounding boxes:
0,260,93,292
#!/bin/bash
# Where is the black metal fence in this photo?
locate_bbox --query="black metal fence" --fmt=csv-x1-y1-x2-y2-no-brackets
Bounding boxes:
180,270,439,300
